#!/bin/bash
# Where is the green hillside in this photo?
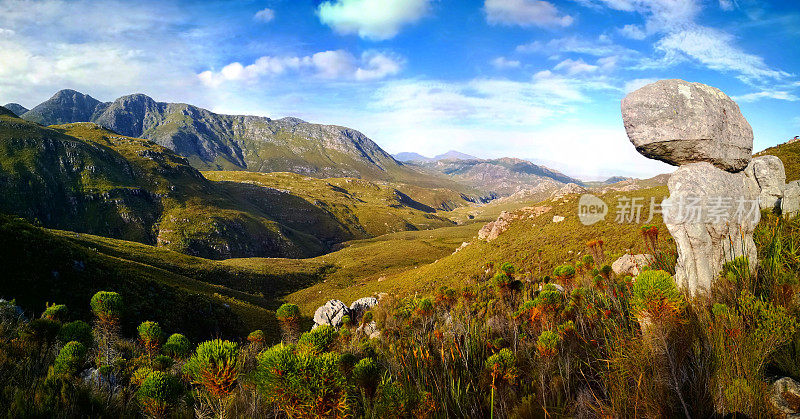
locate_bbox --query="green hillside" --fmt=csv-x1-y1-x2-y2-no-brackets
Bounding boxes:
758,139,800,182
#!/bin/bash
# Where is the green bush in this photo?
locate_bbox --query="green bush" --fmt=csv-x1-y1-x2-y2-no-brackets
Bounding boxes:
485,348,517,384
90,291,123,322
152,355,174,371
276,303,301,322
42,304,67,322
630,270,684,322
137,371,183,417
353,358,381,398
298,325,339,353
163,333,191,359
537,330,560,357
256,345,349,417
183,339,240,398
53,341,87,376
553,265,576,281
57,320,93,347
500,262,515,275
247,329,266,343
137,321,163,346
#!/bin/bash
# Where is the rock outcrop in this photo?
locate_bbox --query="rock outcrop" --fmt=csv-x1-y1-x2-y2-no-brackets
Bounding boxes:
622,79,753,172
744,155,786,211
770,377,800,417
622,80,760,294
349,297,378,322
783,181,800,217
478,207,551,241
611,254,654,277
551,183,587,200
313,300,350,328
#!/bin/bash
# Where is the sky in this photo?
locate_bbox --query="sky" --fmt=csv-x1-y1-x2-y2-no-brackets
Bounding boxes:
0,0,798,180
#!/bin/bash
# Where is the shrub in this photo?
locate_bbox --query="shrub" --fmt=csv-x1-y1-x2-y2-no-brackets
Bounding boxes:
132,367,155,386
90,291,123,324
163,333,191,359
152,355,174,371
276,303,301,322
485,348,517,384
630,270,684,324
137,321,163,361
137,371,183,417
183,339,240,399
298,325,339,353
500,262,516,276
435,286,458,308
256,345,349,417
53,341,87,376
491,272,512,289
57,320,92,347
353,358,381,399
341,315,352,327
247,329,266,344
553,265,576,282
42,304,67,322
537,330,560,358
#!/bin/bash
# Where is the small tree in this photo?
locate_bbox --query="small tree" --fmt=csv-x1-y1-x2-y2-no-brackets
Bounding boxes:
138,321,163,364
90,291,123,365
137,371,183,418
183,339,241,416
163,333,191,359
42,303,68,322
57,320,93,347
276,303,301,344
52,341,87,377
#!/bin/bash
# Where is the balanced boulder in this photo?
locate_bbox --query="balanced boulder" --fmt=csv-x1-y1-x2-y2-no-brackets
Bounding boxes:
622,79,753,172
662,162,760,293
744,155,786,211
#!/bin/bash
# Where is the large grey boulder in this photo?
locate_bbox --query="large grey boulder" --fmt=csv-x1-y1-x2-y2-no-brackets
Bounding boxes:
313,299,350,328
622,79,753,172
783,181,800,217
744,155,786,211
349,297,378,322
611,254,654,277
663,162,760,294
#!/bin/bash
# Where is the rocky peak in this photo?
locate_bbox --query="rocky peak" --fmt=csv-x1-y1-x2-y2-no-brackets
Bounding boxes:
23,89,106,126
2,103,28,117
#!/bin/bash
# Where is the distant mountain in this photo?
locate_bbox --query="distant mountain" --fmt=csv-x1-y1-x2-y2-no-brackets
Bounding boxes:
19,90,471,190
434,150,478,160
394,150,478,163
2,103,28,117
417,157,583,196
604,176,633,184
394,152,433,162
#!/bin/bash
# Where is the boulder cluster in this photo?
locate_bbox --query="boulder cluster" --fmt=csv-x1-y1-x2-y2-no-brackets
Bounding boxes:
312,297,380,338
622,79,799,295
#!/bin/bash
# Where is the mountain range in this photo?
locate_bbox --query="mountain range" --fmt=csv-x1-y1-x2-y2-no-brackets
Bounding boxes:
394,150,478,162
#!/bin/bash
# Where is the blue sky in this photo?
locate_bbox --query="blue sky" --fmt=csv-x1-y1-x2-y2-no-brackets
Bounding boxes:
0,0,798,179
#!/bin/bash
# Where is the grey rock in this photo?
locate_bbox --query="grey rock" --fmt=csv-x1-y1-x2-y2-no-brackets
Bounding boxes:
783,181,800,217
349,297,378,322
663,162,760,294
744,155,786,211
313,299,350,328
356,321,380,339
552,215,565,223
611,254,654,277
622,79,753,172
770,377,800,418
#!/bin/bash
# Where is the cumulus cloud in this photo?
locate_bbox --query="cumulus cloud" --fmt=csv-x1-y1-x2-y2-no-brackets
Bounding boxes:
491,56,521,69
254,8,275,22
618,24,646,40
198,50,403,87
484,0,573,28
317,0,430,40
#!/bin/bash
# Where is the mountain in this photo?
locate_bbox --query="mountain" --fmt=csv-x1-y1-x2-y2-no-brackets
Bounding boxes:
19,91,472,190
434,150,478,160
394,152,433,162
417,157,583,196
394,150,478,163
0,109,458,259
2,103,28,117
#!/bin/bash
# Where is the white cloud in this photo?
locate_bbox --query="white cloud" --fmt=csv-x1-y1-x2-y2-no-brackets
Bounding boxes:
317,0,430,40
733,90,800,102
619,24,646,40
491,56,521,69
254,8,275,23
484,0,573,28
198,50,403,87
719,0,734,11
554,58,598,75
516,35,636,58
655,26,791,82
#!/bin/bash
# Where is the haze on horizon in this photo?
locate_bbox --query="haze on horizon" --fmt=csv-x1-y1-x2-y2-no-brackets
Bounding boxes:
0,0,798,180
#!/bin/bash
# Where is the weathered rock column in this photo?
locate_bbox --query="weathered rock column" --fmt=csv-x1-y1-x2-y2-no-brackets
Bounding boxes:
622,79,760,294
